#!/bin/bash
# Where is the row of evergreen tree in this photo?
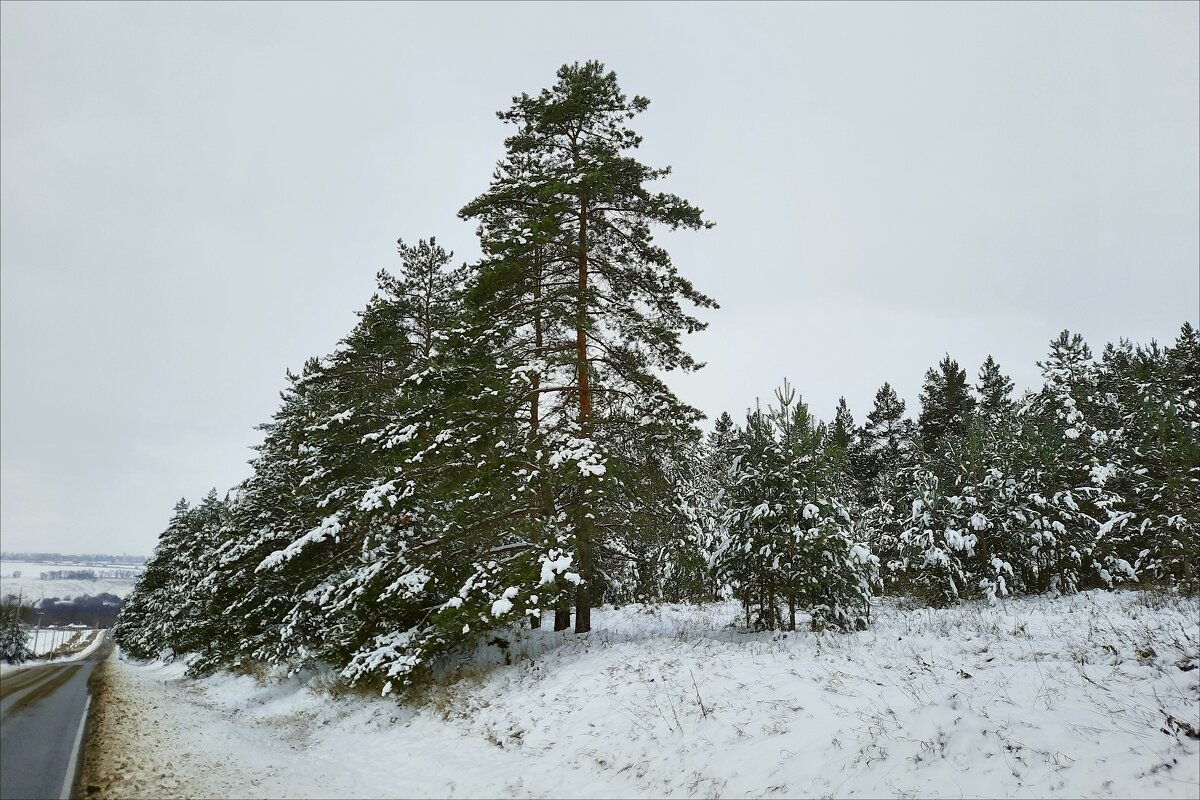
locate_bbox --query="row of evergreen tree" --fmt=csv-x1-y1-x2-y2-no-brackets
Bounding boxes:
116,318,1198,683
113,61,1199,693
707,324,1199,631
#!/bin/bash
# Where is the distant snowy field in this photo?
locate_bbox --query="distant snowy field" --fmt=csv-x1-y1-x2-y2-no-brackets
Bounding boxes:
0,560,142,602
87,591,1198,799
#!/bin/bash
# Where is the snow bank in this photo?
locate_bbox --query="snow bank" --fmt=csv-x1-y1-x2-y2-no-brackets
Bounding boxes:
82,591,1199,799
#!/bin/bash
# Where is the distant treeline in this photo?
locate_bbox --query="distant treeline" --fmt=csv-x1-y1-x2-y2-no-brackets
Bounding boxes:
2,552,146,567
37,569,139,581
9,593,124,627
40,570,96,581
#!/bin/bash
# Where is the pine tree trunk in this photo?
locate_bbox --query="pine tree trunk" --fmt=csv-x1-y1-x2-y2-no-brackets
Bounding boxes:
531,252,543,439
573,191,594,634
762,584,772,630
574,534,593,633
554,603,571,631
788,595,796,632
575,189,592,429
528,251,546,635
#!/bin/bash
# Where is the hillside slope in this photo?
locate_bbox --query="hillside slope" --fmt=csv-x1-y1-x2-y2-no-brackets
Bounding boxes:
82,591,1198,799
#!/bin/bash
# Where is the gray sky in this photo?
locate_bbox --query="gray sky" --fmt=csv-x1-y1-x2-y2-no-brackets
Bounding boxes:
2,1,1197,556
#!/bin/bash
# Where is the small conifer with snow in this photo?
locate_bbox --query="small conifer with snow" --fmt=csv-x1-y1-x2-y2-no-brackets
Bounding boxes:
0,598,32,664
1025,330,1130,593
715,382,878,631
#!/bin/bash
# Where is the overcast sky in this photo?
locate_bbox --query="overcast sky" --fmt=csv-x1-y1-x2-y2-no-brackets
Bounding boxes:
2,1,1197,556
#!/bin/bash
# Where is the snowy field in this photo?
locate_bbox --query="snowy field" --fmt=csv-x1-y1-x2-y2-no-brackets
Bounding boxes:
82,591,1198,799
0,560,142,602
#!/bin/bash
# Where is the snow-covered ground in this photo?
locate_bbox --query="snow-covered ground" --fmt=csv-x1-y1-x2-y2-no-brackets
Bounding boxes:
82,591,1198,799
0,559,142,602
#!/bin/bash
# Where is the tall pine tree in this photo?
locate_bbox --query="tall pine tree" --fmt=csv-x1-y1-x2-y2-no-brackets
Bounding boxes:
460,61,717,633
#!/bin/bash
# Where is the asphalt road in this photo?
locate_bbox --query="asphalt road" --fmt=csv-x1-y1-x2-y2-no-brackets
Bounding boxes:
0,635,111,800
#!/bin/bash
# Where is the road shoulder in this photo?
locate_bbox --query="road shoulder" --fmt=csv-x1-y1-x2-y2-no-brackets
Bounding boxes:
78,656,289,799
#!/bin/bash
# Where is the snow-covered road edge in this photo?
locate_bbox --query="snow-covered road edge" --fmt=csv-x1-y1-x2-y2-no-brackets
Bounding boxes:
0,629,108,676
